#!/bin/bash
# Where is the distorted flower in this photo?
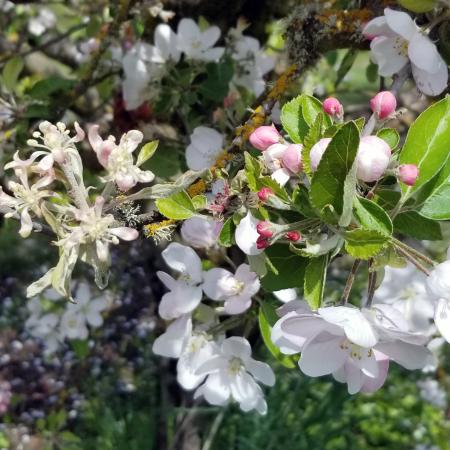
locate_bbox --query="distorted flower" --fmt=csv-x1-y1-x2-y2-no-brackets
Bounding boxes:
88,125,154,191
235,211,263,256
156,243,203,319
363,8,448,96
185,126,224,171
195,337,275,414
180,217,223,249
203,263,260,314
177,19,224,61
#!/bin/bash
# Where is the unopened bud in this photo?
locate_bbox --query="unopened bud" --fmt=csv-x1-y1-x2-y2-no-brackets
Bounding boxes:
256,236,270,249
257,187,275,202
370,91,397,120
256,221,274,238
398,164,419,186
249,126,281,151
285,231,301,242
282,144,303,174
357,136,391,183
310,138,331,172
323,97,343,118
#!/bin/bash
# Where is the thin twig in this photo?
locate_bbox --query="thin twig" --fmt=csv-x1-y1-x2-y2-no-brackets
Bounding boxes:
392,238,436,267
394,244,431,276
202,411,225,450
341,259,362,305
366,258,377,308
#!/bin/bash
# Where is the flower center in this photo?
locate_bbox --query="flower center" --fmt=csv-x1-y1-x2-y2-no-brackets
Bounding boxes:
228,357,243,375
393,37,408,57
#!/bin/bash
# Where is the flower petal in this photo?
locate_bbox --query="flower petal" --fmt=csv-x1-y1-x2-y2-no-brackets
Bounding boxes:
161,242,203,283
375,341,432,370
246,358,275,386
370,36,409,77
152,314,191,358
384,8,417,41
434,298,450,343
235,212,262,256
221,336,252,361
412,61,448,96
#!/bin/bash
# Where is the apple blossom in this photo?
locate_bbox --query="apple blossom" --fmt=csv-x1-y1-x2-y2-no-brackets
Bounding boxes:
257,187,274,202
263,143,291,186
356,136,391,182
256,236,270,250
156,243,204,320
177,19,224,62
235,212,263,256
203,264,260,314
370,91,397,119
180,217,223,249
185,126,224,171
398,164,419,186
194,337,275,414
363,8,448,96
323,97,343,118
285,231,301,242
282,144,303,174
310,138,331,172
249,126,281,151
88,126,155,192
256,221,274,238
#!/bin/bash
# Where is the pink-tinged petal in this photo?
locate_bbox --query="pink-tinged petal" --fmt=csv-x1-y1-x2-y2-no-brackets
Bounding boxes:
162,242,203,283
221,336,252,361
360,350,389,393
375,341,432,369
109,226,138,241
434,298,450,343
94,195,105,216
116,173,136,192
246,359,276,386
19,207,33,238
344,361,364,394
384,8,417,41
298,332,348,376
98,142,114,168
370,36,409,77
362,16,393,39
123,130,144,152
412,62,448,97
88,125,103,153
74,122,85,142
310,138,331,172
152,314,192,358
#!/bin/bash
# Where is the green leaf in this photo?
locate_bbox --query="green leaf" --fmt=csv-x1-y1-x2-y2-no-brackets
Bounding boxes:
400,96,450,197
2,56,24,92
70,339,90,359
290,234,343,258
304,255,328,310
137,140,159,166
393,211,442,240
27,77,76,99
155,191,197,220
198,58,234,101
280,94,331,144
335,49,357,87
353,196,393,236
377,128,400,149
262,244,307,291
302,113,324,179
191,195,207,210
258,306,296,369
292,184,316,217
344,229,389,259
373,189,401,210
244,152,262,191
218,217,235,247
310,121,360,225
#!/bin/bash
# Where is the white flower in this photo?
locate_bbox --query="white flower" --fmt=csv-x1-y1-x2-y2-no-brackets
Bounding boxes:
373,263,435,335
61,282,109,340
177,19,224,62
28,8,56,36
426,260,450,343
235,211,262,256
156,243,204,320
231,35,275,96
185,126,224,171
148,23,181,64
180,216,223,249
194,337,275,414
88,125,154,191
203,264,260,314
273,288,298,303
363,8,448,96
152,314,220,390
275,303,432,394
263,143,291,186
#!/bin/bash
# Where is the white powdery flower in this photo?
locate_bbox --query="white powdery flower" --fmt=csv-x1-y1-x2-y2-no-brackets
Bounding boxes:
185,126,224,171
363,8,448,96
156,243,204,320
180,216,223,249
88,125,154,191
426,260,450,343
373,263,435,335
28,8,56,36
231,35,275,96
203,264,260,314
177,19,224,62
274,302,432,394
194,336,275,414
235,211,263,256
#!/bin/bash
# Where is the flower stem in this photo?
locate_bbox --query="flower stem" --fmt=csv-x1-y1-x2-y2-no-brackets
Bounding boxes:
393,243,431,276
366,258,377,308
341,259,362,305
392,238,436,267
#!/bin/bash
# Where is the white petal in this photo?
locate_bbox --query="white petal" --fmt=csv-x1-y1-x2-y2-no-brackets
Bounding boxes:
384,8,417,41
235,212,262,256
19,208,33,238
375,341,432,370
223,296,252,315
156,271,178,291
273,289,298,303
370,36,409,77
362,16,393,38
361,350,390,393
281,314,330,342
195,372,230,405
271,168,290,186
412,61,448,96
221,336,252,361
344,362,364,394
434,298,450,343
199,47,225,62
158,284,203,320
318,306,378,348
200,26,221,50
109,227,138,241
408,32,442,73
246,359,276,386
299,332,348,376
272,312,307,354
162,242,203,284
203,268,236,300
154,23,180,62
152,314,191,358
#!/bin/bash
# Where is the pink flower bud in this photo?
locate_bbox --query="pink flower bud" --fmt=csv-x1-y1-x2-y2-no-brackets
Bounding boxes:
356,136,391,183
256,236,270,250
370,91,397,120
310,138,331,172
323,97,343,118
285,231,301,242
249,126,281,151
256,221,274,238
398,164,419,186
257,187,274,202
282,144,303,174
